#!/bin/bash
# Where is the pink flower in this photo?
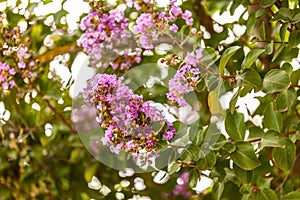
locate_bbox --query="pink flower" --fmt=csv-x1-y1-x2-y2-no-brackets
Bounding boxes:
18,61,26,69
170,24,178,32
170,6,182,17
182,10,192,20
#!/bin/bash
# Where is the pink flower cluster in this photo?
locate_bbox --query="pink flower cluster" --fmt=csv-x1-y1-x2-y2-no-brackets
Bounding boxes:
167,48,203,106
84,74,176,155
132,0,194,50
77,9,141,69
0,22,37,89
0,62,16,90
163,171,192,199
133,13,157,50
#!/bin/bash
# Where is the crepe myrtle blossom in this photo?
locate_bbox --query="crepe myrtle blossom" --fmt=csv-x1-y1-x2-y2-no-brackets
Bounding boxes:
0,62,16,90
163,171,192,199
167,48,203,106
132,1,194,50
84,74,176,155
77,9,141,69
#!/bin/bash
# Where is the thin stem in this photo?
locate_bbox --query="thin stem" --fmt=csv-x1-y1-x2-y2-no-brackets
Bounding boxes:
36,42,82,65
247,138,261,143
168,144,185,149
175,161,202,176
291,84,300,88
275,170,291,194
257,40,288,44
265,7,292,32
283,131,297,137
221,75,236,79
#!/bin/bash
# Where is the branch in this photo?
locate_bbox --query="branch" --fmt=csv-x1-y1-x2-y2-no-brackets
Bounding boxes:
36,43,82,65
265,7,292,32
291,84,300,88
191,0,216,35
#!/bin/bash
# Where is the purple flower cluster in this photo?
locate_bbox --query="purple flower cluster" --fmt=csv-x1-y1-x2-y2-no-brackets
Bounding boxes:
78,10,140,69
0,62,16,90
163,171,192,199
168,1,194,26
133,13,157,50
1,24,37,87
84,74,176,155
167,48,203,106
131,1,194,49
111,48,142,71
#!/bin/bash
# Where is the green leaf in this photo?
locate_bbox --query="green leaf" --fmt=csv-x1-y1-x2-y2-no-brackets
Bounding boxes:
212,182,224,200
168,162,181,175
262,69,290,93
248,126,265,140
208,87,225,115
291,69,300,85
230,141,261,170
281,189,300,200
247,12,259,35
201,47,220,68
205,28,229,49
240,85,253,97
44,0,53,4
196,150,216,170
276,8,292,21
189,125,203,145
281,62,293,75
0,188,11,199
272,44,286,62
84,163,99,182
225,111,246,141
248,188,278,200
241,49,265,68
189,169,199,188
272,138,296,172
239,68,263,92
292,13,300,23
280,23,290,42
260,0,276,8
265,40,274,55
210,140,227,150
234,165,252,184
276,88,297,112
70,148,84,164
260,130,286,149
229,87,241,113
219,46,241,75
181,143,200,162
256,9,266,18
222,142,236,153
259,22,266,40
263,103,283,132
289,30,300,47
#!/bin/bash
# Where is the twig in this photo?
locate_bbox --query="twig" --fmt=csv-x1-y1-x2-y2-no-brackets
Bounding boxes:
36,43,82,65
275,170,291,194
291,84,300,88
265,7,292,32
257,40,288,44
